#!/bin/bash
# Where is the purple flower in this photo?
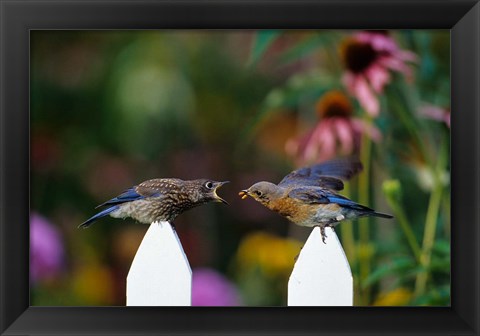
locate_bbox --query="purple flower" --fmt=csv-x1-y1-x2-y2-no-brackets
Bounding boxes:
30,213,64,284
192,268,242,306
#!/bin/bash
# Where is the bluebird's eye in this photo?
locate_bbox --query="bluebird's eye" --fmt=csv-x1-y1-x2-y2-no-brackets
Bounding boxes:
205,181,214,189
255,190,262,197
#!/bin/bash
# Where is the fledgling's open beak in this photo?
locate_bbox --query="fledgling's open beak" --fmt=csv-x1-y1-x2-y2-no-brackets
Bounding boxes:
213,181,229,205
238,189,250,200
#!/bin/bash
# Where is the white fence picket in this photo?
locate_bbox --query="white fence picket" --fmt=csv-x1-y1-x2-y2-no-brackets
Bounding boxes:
126,221,192,306
288,226,353,306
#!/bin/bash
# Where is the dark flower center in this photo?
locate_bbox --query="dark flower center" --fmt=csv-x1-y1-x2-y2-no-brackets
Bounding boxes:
341,38,378,74
316,91,353,119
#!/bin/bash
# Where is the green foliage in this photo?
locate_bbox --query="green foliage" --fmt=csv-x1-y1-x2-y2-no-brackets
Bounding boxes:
247,30,281,66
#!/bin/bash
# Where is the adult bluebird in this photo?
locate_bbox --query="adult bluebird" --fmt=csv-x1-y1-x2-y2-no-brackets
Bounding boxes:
239,157,393,243
80,178,229,228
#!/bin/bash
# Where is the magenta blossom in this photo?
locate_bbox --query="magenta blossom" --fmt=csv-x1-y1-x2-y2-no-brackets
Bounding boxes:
419,104,450,128
286,91,381,165
30,212,64,284
341,31,417,117
192,268,242,306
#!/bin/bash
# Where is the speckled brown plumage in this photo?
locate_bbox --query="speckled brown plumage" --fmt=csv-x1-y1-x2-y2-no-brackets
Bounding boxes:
80,178,228,228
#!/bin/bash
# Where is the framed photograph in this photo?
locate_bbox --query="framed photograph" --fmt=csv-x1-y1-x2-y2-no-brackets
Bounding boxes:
1,0,479,335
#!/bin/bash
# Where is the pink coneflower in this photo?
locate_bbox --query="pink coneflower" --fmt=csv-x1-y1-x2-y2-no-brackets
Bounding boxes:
419,104,450,128
341,31,417,117
286,91,381,165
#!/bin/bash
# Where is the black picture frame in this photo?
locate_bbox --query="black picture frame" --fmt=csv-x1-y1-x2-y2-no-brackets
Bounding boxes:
1,0,479,335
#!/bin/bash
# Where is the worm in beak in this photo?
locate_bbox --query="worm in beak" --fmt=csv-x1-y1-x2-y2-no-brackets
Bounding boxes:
239,190,249,200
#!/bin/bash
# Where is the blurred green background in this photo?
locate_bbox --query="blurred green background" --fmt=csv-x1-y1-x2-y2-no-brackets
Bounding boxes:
30,30,450,306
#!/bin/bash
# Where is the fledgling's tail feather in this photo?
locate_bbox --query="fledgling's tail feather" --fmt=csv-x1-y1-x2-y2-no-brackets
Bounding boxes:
370,211,394,219
79,205,119,228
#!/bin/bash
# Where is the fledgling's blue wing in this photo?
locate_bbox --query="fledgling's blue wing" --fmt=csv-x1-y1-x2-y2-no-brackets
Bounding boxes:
79,205,120,228
96,179,168,209
279,157,363,190
96,188,146,208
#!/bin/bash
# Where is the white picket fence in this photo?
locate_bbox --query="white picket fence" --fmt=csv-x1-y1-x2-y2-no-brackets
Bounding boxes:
126,222,352,306
288,226,353,306
126,222,191,306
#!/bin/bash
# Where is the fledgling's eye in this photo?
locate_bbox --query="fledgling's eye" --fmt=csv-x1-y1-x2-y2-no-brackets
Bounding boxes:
205,181,214,189
255,190,262,197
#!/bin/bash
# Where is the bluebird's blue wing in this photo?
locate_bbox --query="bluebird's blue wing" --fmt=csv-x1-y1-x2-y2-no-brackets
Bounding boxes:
327,195,393,218
278,157,363,190
96,187,146,208
288,187,393,218
287,187,331,204
287,186,393,219
325,195,374,211
288,187,371,210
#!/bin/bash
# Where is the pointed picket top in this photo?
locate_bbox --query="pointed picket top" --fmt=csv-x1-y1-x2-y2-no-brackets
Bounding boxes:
288,226,353,306
126,221,192,306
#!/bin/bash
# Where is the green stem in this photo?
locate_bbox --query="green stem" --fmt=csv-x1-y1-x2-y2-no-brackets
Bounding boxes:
358,124,373,305
442,193,451,238
414,181,443,297
340,183,356,263
414,138,448,297
390,81,433,168
384,189,422,262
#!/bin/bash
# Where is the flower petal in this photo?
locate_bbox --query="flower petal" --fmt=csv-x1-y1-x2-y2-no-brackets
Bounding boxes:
379,56,411,75
317,121,337,161
303,124,323,162
343,72,357,92
352,118,382,142
353,76,380,117
397,50,418,62
355,31,398,53
333,118,354,155
366,64,391,93
419,104,450,128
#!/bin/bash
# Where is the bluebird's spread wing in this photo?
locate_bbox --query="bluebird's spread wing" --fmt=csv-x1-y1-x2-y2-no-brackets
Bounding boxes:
287,187,331,204
278,157,363,191
287,187,354,206
287,186,353,206
288,186,385,214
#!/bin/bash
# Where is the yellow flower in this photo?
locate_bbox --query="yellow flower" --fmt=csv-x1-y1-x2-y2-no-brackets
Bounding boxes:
71,264,115,305
373,287,412,306
357,242,375,260
236,231,302,277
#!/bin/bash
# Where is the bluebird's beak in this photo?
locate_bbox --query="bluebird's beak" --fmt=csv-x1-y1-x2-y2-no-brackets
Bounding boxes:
213,181,229,205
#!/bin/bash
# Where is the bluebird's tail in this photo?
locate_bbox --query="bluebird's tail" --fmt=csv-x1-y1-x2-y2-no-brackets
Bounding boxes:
79,205,119,228
328,196,393,219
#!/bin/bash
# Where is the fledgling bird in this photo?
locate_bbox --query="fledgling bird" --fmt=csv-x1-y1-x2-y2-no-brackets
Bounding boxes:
239,157,393,243
80,178,229,228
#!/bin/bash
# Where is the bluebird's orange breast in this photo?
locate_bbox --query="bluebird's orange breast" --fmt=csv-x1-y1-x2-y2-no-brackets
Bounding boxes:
268,197,318,224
